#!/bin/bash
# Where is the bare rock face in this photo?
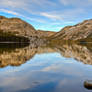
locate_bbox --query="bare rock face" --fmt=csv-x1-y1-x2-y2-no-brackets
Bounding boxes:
0,16,37,38
51,19,92,41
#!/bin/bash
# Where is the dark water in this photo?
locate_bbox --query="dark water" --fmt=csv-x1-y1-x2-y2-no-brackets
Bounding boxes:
0,43,92,92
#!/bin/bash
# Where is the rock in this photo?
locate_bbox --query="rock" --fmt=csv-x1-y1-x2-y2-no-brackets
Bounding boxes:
84,80,92,90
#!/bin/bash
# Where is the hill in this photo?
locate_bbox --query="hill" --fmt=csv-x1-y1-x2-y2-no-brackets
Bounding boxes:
51,19,92,41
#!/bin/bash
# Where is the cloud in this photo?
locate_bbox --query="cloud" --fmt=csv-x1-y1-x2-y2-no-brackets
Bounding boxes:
40,8,85,22
40,12,63,20
0,9,20,16
0,0,58,21
59,0,81,6
0,0,56,10
59,0,92,7
0,9,47,24
0,0,91,31
0,0,88,22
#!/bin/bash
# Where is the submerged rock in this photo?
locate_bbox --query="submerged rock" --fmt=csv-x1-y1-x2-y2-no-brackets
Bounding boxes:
84,80,92,90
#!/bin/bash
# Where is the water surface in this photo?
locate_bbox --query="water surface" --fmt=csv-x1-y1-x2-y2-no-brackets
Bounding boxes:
0,43,92,92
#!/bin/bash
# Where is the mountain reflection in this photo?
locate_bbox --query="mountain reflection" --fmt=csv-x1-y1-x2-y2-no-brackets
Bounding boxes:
0,43,55,68
0,42,92,68
50,42,92,65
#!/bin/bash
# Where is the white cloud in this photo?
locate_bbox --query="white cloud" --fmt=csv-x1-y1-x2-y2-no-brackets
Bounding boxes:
0,9,47,24
59,0,92,7
40,8,85,21
59,0,80,5
0,0,58,21
0,0,56,10
0,0,91,31
0,9,20,16
40,12,63,20
0,0,88,22
59,0,71,5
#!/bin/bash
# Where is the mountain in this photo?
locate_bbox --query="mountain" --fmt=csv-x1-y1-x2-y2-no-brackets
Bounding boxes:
51,19,92,41
0,16,56,43
37,30,56,38
0,16,37,37
0,16,56,38
1,16,92,43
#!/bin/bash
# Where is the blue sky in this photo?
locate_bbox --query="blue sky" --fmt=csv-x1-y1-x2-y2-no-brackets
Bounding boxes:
0,0,92,32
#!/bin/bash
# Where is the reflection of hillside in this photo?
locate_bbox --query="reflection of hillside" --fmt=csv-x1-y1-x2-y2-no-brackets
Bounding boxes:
50,42,92,65
0,43,55,68
0,43,36,68
0,42,92,68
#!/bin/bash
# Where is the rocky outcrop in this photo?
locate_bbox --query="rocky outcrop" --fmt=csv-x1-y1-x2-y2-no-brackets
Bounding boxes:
51,19,92,41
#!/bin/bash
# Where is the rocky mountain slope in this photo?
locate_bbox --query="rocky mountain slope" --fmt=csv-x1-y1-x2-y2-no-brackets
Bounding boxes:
51,19,92,41
0,16,56,43
1,16,92,42
37,30,56,37
0,16,55,38
0,16,37,37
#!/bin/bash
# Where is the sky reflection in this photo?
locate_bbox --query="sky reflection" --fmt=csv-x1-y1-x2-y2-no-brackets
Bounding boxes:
0,52,92,92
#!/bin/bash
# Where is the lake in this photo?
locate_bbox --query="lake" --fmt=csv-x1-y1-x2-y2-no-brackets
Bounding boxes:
0,42,92,92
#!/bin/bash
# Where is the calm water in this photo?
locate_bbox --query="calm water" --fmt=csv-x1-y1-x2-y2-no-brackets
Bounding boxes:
0,43,92,92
